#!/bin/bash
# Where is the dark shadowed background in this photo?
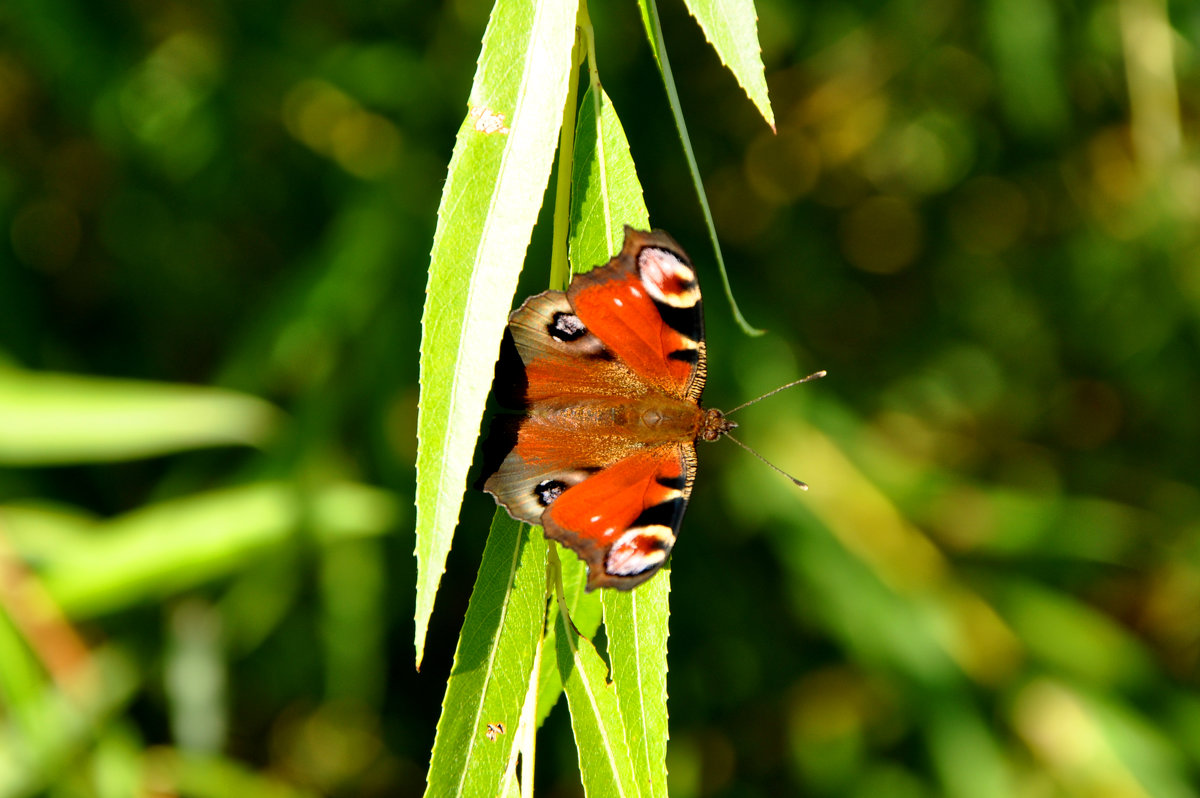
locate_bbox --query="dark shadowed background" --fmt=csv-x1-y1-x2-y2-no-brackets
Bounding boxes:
3,0,1200,795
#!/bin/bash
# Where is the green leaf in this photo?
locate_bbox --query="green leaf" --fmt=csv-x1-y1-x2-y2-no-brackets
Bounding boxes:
152,749,325,798
603,572,671,798
681,0,775,130
424,514,547,798
0,365,279,465
556,607,640,798
414,0,578,669
635,0,766,335
925,699,1012,798
0,648,139,797
534,553,600,727
24,482,400,618
568,85,650,270
566,79,671,796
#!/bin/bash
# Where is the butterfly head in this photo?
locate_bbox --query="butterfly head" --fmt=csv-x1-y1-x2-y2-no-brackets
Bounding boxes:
699,408,737,442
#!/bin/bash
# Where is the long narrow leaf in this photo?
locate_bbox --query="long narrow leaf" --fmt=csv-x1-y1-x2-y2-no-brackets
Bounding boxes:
424,514,547,797
414,0,578,668
603,573,671,798
568,86,651,266
568,81,672,797
534,554,600,727
0,366,279,465
26,482,399,618
556,609,639,797
636,0,764,335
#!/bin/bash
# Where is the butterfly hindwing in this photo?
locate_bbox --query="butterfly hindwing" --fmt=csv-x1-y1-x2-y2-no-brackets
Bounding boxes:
542,445,696,590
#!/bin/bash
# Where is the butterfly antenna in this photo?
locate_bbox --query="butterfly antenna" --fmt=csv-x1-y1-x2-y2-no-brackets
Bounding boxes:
724,370,827,416
723,432,810,490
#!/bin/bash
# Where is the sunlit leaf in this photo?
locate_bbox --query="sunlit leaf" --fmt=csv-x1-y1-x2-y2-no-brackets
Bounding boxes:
568,86,651,269
425,514,547,797
555,608,639,797
681,0,775,130
414,0,578,669
534,554,599,727
603,574,671,798
570,80,671,797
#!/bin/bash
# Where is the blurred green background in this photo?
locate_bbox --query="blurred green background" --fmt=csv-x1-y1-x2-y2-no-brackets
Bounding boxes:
4,0,1200,796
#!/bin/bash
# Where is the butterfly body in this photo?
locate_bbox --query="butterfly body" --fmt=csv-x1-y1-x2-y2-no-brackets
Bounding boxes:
480,227,732,590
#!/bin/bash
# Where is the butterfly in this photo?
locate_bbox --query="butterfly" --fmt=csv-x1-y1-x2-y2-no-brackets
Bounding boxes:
477,226,737,591
480,227,825,590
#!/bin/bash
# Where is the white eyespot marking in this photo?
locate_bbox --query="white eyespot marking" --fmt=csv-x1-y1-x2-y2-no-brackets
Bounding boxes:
606,526,676,576
590,514,602,523
613,297,623,307
630,286,642,298
604,527,615,537
638,247,700,308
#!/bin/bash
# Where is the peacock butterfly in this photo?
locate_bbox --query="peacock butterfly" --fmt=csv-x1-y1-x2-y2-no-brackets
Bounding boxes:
479,226,813,590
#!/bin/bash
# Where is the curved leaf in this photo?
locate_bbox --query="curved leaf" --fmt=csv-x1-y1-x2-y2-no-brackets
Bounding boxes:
568,86,651,270
636,0,766,335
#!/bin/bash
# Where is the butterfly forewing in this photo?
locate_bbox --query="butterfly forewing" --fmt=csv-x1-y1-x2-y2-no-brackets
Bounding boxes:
567,228,706,402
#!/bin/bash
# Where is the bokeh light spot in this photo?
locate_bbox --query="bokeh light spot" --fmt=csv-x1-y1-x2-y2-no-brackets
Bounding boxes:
283,79,401,179
840,195,923,274
11,199,81,272
949,176,1029,254
745,128,821,205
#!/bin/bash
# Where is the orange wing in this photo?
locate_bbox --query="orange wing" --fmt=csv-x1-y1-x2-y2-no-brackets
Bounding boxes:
541,445,695,590
567,227,706,402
